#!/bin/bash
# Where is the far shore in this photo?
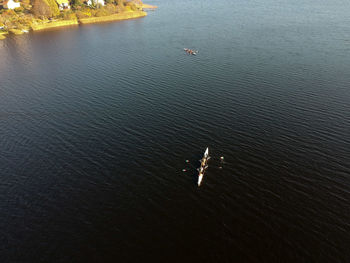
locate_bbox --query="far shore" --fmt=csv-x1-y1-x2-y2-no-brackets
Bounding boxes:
0,2,157,39
142,4,157,9
31,10,147,31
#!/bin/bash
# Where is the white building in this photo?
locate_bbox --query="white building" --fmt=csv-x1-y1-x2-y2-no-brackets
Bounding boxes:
56,0,70,10
86,0,105,7
3,0,21,9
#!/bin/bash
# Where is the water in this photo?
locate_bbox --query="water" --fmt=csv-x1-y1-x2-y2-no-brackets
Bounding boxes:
1,0,350,261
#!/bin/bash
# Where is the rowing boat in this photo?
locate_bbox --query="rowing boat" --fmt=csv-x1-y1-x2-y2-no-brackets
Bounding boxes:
198,147,209,186
184,48,197,55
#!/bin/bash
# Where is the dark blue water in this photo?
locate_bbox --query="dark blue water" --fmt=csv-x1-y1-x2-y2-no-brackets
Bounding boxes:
1,0,350,261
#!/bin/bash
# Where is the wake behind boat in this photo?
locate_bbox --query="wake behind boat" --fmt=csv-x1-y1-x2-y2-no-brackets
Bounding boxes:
198,147,209,186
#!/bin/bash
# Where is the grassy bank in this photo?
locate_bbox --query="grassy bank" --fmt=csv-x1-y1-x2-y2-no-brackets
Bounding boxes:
79,10,146,25
9,28,24,34
31,19,79,31
142,4,157,9
0,0,154,38
29,10,146,31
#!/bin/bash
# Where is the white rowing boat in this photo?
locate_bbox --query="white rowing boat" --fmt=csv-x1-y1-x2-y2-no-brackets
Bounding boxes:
198,147,209,186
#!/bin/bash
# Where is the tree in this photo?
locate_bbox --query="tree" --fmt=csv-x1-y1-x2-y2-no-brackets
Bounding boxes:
31,0,60,18
116,0,124,7
71,0,83,9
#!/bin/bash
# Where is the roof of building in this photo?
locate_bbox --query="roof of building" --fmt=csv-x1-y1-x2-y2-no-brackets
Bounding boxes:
56,0,69,5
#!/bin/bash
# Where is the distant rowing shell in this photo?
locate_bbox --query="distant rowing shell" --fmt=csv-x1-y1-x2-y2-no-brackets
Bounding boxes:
184,48,198,55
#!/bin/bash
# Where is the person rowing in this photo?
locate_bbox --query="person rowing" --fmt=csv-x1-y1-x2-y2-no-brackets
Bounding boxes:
198,147,209,186
184,48,197,55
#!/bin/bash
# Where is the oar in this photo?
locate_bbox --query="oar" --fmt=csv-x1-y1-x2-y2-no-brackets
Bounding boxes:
182,159,198,172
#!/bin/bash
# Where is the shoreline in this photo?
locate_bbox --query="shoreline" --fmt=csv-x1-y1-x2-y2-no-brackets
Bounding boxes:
1,8,150,38
79,11,146,25
31,19,79,31
31,11,147,31
142,4,157,9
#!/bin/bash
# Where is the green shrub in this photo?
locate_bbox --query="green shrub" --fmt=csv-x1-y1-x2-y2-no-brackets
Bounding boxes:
115,5,123,13
59,10,77,20
105,3,116,14
95,9,109,16
75,10,90,18
126,2,138,11
116,0,124,7
21,0,31,9
14,7,25,13
71,0,84,9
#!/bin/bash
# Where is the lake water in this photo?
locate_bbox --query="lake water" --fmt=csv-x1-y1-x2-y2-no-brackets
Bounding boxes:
1,0,350,261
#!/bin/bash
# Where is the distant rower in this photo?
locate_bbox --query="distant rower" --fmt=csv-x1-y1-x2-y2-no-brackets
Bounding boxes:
184,48,197,55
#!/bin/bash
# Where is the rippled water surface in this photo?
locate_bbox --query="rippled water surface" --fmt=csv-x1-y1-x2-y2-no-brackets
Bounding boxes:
1,0,350,261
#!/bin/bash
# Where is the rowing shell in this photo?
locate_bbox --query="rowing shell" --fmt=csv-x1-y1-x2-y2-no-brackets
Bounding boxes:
198,147,209,186
184,48,197,55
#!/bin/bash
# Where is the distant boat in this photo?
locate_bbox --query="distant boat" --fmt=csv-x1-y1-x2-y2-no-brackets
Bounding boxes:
198,147,209,186
184,48,197,55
